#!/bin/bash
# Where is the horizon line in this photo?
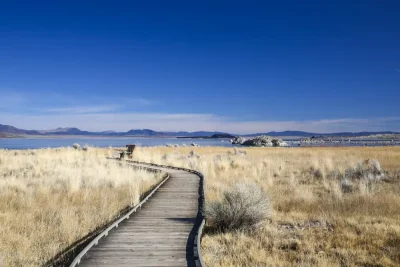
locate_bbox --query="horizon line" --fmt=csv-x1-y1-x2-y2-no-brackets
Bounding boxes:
1,123,399,136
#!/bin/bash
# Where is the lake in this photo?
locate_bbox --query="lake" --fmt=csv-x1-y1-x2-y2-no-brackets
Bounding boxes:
0,137,234,149
0,137,399,150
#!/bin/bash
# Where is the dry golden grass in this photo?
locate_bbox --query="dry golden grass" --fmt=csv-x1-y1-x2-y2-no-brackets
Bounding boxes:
0,147,162,267
133,146,400,267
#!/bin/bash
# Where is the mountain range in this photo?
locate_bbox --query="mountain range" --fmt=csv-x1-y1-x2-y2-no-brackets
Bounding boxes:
0,124,399,138
0,124,229,137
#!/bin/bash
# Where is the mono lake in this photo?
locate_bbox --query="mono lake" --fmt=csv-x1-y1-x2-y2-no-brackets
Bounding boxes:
0,137,399,150
0,137,234,149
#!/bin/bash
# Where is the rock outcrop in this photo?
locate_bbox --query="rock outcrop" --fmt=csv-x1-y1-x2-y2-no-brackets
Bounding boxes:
232,135,288,147
272,138,288,147
231,136,246,145
242,135,273,147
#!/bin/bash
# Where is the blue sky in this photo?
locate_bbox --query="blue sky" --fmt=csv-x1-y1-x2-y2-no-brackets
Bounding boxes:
0,1,399,133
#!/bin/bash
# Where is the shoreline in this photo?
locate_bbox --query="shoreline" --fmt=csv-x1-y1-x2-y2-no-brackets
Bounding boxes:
2,134,400,140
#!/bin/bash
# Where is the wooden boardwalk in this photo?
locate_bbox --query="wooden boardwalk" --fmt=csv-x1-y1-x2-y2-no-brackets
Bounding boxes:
75,162,203,267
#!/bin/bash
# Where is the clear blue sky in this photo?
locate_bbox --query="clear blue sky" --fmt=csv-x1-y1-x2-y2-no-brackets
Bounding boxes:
0,1,399,133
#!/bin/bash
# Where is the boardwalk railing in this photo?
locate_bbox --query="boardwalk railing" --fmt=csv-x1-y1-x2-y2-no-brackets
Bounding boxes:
69,159,206,267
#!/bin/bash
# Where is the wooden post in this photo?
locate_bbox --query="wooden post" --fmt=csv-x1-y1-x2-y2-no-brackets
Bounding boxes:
126,144,136,158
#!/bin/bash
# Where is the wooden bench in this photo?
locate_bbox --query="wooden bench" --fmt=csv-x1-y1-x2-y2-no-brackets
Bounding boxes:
119,144,136,159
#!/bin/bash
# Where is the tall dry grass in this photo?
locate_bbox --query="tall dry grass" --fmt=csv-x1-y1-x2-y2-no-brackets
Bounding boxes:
0,147,162,267
133,146,400,267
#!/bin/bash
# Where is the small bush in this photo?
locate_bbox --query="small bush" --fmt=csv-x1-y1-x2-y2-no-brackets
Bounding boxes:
309,166,323,179
345,159,385,181
339,159,385,194
189,150,200,158
233,147,247,156
341,178,354,193
82,144,89,151
72,143,80,150
205,183,272,231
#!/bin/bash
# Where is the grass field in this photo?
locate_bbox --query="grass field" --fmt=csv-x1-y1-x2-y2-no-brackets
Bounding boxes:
1,146,399,266
133,146,400,267
0,148,162,267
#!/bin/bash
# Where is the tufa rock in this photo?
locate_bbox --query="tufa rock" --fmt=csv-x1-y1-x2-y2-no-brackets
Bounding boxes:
242,135,273,147
272,139,288,147
231,136,246,145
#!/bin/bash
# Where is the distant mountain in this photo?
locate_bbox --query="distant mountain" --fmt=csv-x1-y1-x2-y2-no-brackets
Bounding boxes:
211,133,236,138
177,133,235,139
1,123,399,138
123,129,164,136
244,131,317,137
0,132,21,138
0,124,232,137
164,131,230,137
42,127,92,135
0,124,41,135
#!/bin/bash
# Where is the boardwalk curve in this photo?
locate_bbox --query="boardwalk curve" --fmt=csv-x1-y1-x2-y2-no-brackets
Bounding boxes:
70,160,205,267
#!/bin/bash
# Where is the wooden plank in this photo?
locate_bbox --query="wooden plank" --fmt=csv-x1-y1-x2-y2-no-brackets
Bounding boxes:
77,164,201,267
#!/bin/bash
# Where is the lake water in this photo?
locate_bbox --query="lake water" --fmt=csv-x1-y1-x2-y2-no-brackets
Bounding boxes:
0,137,234,149
0,137,399,150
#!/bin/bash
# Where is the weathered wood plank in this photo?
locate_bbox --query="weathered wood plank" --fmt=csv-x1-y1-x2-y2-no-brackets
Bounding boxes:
77,163,201,267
